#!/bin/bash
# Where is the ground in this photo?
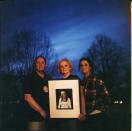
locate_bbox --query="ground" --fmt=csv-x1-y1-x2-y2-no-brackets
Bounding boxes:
0,103,131,131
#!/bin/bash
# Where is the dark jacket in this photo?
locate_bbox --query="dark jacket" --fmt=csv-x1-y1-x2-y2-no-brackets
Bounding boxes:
81,76,110,115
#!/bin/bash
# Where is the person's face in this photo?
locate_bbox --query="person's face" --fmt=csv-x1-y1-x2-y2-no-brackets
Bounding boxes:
35,57,46,72
62,92,66,99
59,61,71,75
80,60,91,74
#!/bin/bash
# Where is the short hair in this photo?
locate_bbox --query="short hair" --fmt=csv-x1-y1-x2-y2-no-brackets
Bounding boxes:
33,56,46,70
35,56,46,64
57,59,73,74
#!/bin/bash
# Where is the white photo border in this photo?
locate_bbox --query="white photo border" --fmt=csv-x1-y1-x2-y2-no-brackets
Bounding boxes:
48,80,80,118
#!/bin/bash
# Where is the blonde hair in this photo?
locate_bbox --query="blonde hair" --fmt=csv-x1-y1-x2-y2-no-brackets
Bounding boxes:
57,59,73,74
61,91,66,96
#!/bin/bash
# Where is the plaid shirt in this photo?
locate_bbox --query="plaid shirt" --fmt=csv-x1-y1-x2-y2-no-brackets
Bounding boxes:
81,76,110,115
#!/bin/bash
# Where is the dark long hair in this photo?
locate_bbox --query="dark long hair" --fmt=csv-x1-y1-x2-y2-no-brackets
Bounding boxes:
79,57,94,78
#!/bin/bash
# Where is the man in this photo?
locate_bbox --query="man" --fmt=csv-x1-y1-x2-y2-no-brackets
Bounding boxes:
24,56,51,121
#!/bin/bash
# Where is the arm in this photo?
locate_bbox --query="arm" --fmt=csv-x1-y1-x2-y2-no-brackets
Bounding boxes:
24,94,47,119
78,85,86,120
80,85,86,114
95,80,111,112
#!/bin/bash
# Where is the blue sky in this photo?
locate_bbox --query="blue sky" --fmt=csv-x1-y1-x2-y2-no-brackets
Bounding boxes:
1,0,130,62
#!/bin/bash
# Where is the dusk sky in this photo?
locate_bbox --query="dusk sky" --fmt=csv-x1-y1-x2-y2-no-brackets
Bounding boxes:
1,0,130,62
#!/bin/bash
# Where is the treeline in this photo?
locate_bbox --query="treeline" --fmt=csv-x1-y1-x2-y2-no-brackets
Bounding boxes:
0,30,130,103
82,35,130,103
0,30,58,98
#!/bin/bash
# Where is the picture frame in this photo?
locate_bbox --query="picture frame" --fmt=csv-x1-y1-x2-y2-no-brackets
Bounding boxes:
48,80,80,118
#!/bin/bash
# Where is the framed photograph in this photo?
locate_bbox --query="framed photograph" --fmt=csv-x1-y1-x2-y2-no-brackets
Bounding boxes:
48,80,80,118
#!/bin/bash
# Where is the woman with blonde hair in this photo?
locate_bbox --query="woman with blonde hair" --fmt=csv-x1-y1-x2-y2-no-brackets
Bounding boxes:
57,59,75,79
56,58,85,131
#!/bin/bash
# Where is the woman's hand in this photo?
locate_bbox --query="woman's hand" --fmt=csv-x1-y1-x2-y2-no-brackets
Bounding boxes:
78,113,86,121
43,86,48,93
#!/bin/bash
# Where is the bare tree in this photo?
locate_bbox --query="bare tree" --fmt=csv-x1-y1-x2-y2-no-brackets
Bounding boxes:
5,30,57,76
84,35,122,91
2,30,58,98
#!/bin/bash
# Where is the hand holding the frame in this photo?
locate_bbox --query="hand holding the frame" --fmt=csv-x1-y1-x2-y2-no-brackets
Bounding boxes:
24,94,47,120
39,109,47,119
78,113,86,120
43,86,48,93
78,85,86,121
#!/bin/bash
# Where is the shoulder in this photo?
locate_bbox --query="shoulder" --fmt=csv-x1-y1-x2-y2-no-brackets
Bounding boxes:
89,74,104,86
44,73,52,80
68,75,80,80
24,72,36,80
68,98,71,101
95,77,104,86
59,98,62,102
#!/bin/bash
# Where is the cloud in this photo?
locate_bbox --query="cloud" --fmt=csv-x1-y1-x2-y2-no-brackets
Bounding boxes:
2,0,130,61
